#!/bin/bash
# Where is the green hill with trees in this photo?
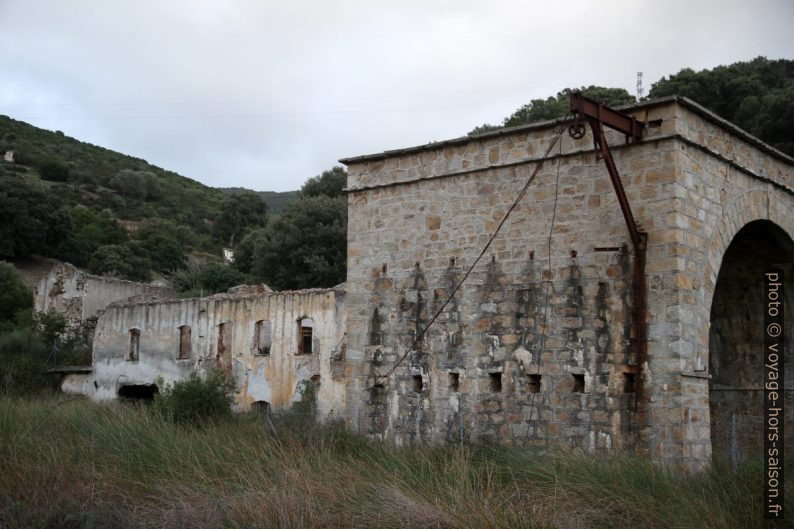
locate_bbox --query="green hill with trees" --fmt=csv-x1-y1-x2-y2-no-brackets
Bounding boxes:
471,57,793,158
0,113,348,292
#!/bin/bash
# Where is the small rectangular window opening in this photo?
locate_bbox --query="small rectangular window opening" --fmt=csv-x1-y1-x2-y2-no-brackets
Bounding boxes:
128,328,140,361
527,374,541,393
448,372,459,392
253,320,272,355
489,372,502,393
622,372,636,394
572,374,585,393
297,317,314,355
178,325,191,359
412,375,423,392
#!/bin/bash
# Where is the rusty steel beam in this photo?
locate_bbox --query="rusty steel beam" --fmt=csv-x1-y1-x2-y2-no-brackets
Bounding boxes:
569,93,649,430
570,92,644,141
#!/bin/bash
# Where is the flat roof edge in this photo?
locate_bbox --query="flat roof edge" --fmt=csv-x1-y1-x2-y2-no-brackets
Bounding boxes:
339,96,794,167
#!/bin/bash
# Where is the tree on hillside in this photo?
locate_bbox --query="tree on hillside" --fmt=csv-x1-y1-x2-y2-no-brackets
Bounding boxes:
470,86,636,134
299,166,347,198
0,177,71,259
250,195,347,290
0,262,33,329
649,57,794,156
213,191,268,247
111,169,155,201
87,244,151,282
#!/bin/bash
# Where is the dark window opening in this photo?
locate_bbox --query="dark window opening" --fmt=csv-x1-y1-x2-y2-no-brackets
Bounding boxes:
178,325,191,359
252,400,271,414
449,372,460,392
118,384,158,401
572,374,585,393
622,372,636,393
527,374,541,393
412,375,423,392
216,322,233,379
297,317,314,355
489,372,502,393
253,320,272,355
128,328,140,361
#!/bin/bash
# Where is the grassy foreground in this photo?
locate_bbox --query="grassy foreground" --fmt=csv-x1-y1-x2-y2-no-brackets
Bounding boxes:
0,395,786,529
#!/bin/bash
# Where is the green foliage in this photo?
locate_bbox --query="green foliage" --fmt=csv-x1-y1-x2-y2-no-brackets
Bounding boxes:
0,114,228,273
152,370,234,425
135,232,186,273
649,56,794,156
299,166,347,198
0,262,33,327
250,194,347,289
0,328,53,394
38,160,69,182
60,207,129,267
213,191,268,246
219,188,298,215
470,85,636,134
172,260,247,297
88,244,151,282
231,227,265,275
0,176,72,259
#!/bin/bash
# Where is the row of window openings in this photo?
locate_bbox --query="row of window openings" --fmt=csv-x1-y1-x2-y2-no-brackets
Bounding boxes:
126,318,314,361
411,372,635,394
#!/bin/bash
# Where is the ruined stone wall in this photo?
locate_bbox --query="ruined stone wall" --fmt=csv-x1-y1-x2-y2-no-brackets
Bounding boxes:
342,97,794,466
34,263,173,328
62,287,347,417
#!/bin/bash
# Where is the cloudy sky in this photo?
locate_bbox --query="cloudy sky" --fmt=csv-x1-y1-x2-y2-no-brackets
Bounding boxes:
1,1,791,191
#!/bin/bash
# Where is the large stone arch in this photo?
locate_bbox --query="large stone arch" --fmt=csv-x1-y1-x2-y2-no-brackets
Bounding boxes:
700,187,794,463
700,188,794,360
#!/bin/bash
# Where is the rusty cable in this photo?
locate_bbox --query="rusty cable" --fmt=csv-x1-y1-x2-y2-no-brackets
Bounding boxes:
378,117,569,381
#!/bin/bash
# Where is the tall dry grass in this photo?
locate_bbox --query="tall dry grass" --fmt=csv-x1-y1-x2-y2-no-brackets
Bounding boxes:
0,395,786,529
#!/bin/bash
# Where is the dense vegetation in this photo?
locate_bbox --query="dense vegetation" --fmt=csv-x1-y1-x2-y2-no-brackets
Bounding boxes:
0,395,784,528
0,262,88,392
232,166,348,290
649,56,794,155
0,115,332,290
472,57,794,158
470,86,636,134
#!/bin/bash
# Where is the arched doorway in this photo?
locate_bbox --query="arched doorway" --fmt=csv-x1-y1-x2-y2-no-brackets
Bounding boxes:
709,220,794,463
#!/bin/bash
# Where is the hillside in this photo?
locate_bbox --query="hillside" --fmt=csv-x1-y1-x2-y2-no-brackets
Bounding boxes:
0,116,275,282
219,187,298,215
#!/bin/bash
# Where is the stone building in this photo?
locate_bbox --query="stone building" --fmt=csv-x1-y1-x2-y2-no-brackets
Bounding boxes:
339,96,793,468
62,286,347,417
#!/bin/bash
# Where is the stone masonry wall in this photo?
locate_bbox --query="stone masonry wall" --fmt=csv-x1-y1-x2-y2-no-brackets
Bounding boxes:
342,97,794,467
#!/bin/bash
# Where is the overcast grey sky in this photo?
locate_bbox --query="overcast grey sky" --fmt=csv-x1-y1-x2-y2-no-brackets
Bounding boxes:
1,0,791,191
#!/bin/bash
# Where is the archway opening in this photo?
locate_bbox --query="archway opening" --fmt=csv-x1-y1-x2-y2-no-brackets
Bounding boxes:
709,220,793,464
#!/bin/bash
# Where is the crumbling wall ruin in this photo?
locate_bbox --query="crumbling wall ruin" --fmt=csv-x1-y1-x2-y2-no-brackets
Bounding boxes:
34,262,173,328
62,286,347,417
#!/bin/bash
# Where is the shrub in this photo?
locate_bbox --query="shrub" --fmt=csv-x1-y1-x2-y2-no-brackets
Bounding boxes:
0,262,33,326
0,327,54,394
38,160,69,182
152,370,234,425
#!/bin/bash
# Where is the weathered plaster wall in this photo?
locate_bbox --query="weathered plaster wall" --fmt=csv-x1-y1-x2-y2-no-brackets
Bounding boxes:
34,263,173,328
63,287,347,418
341,97,794,467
